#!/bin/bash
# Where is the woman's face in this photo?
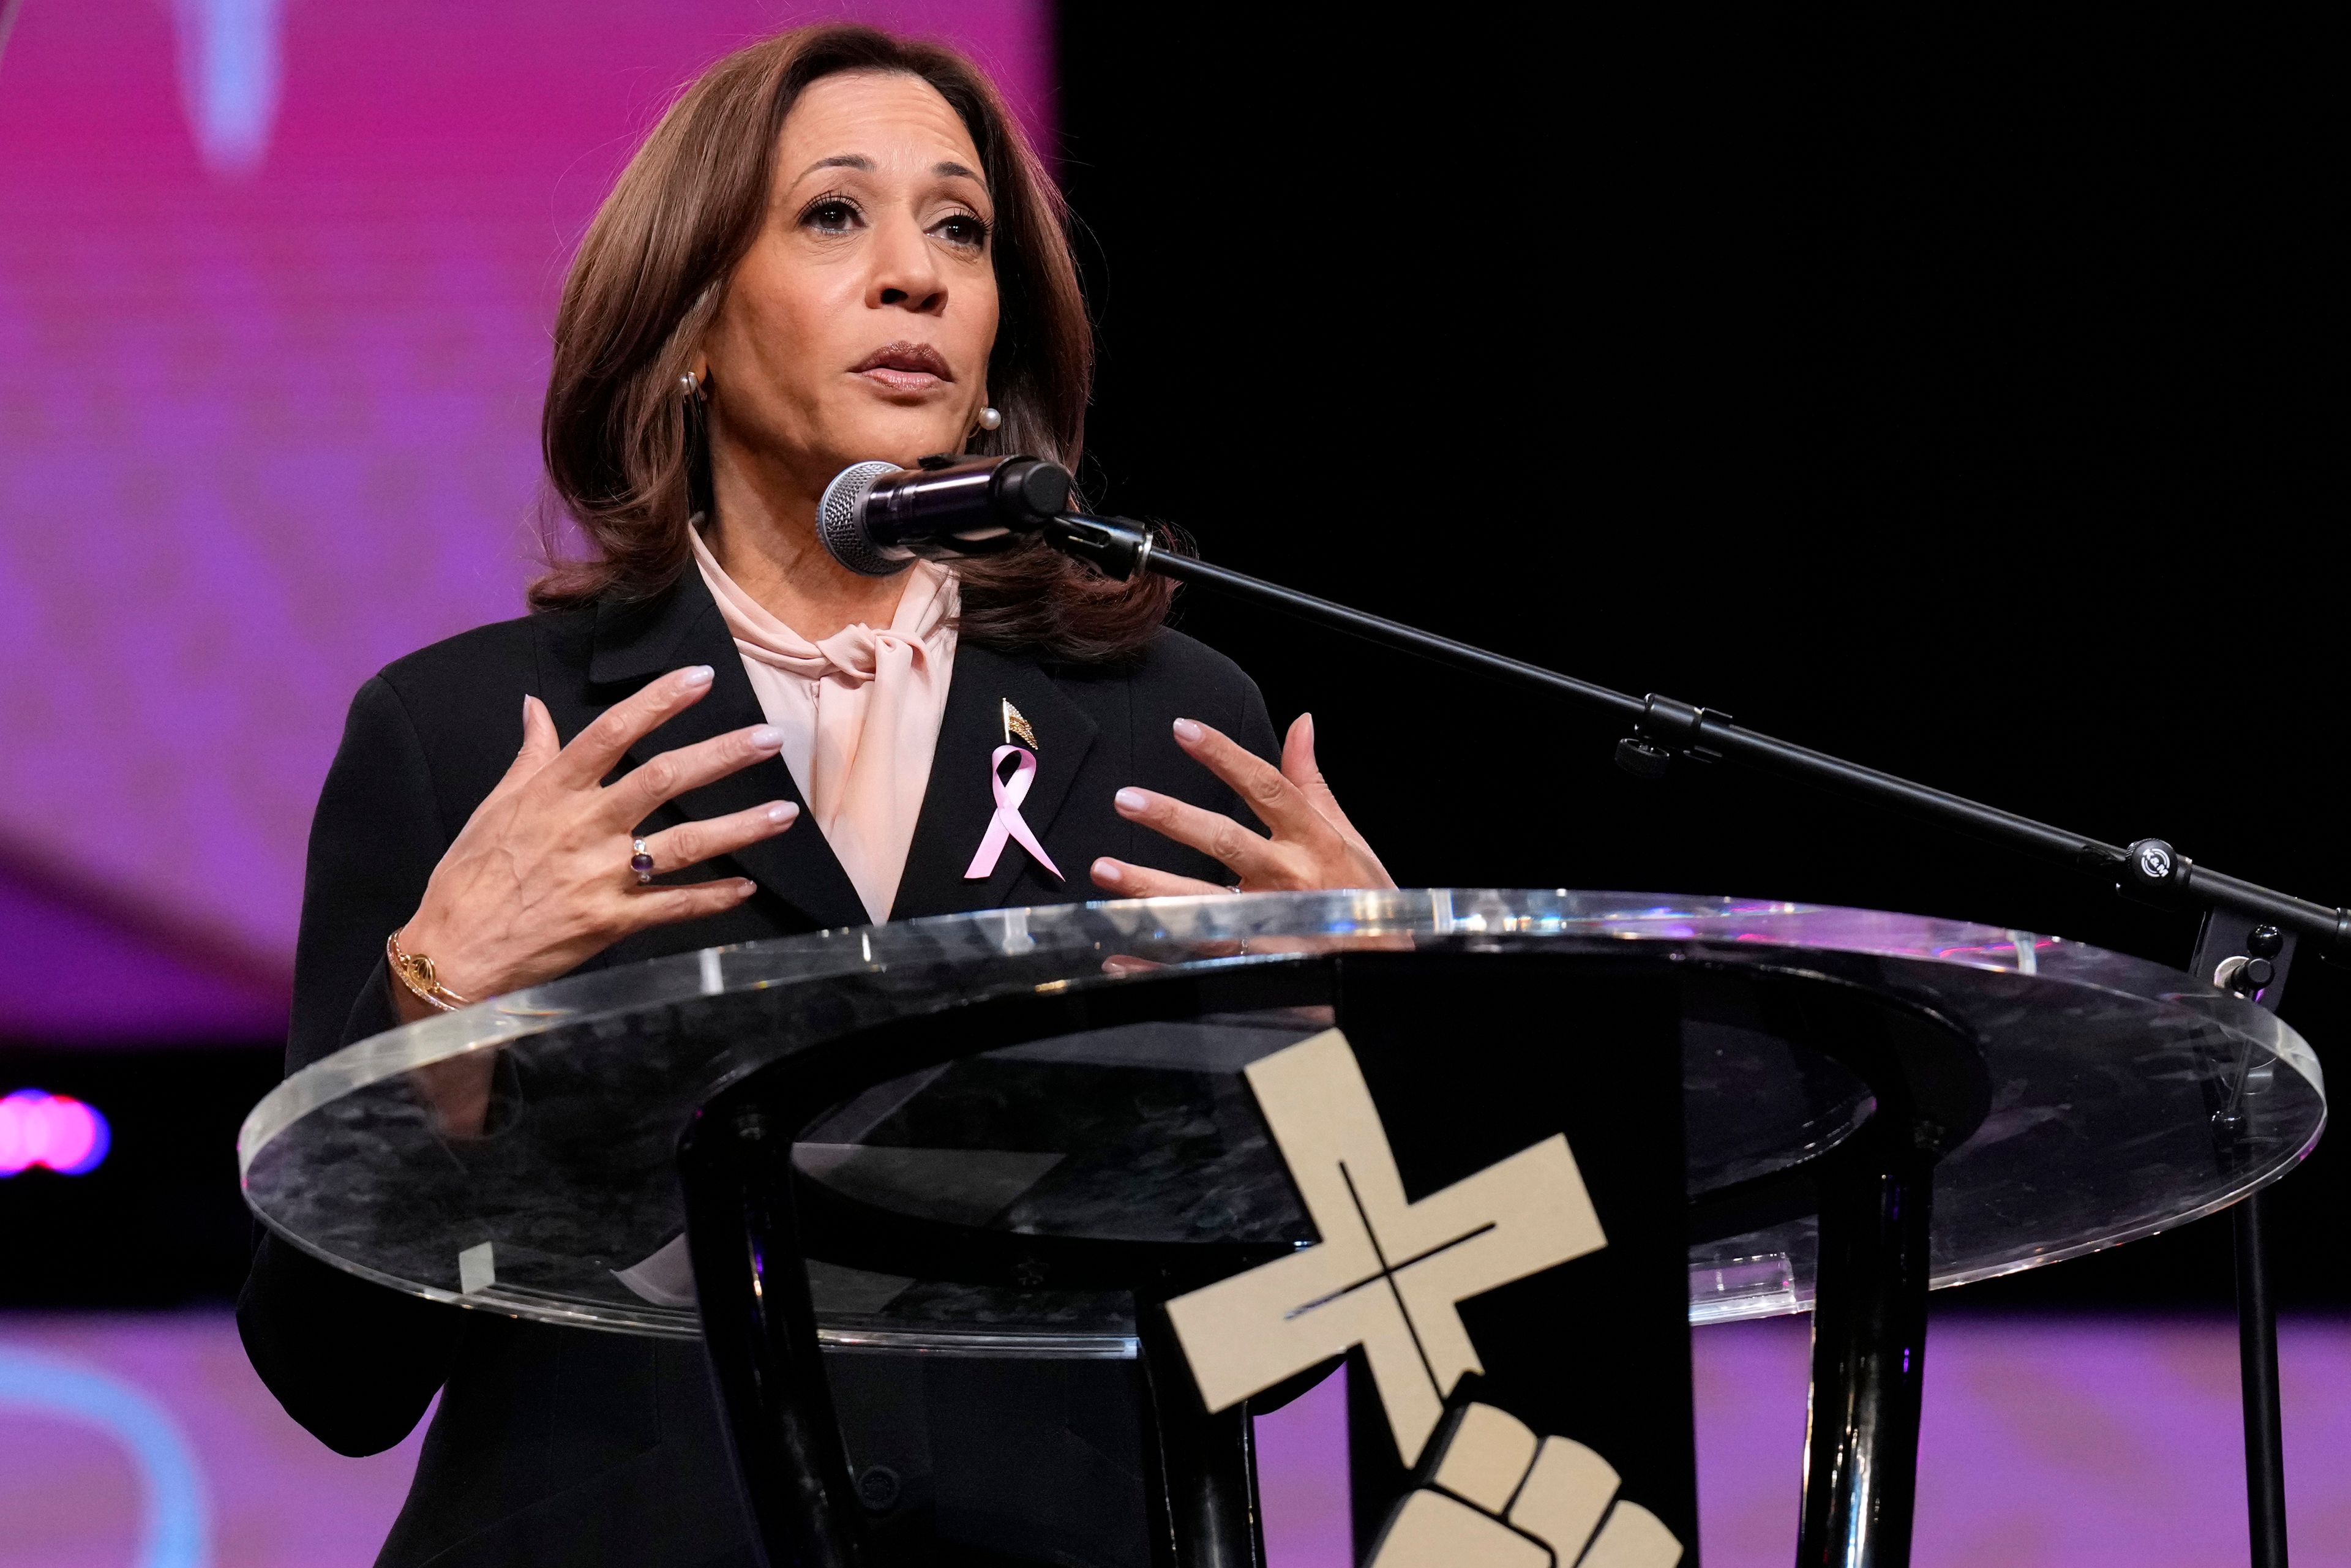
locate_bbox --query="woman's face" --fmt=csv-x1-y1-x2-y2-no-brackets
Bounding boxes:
700,69,1001,505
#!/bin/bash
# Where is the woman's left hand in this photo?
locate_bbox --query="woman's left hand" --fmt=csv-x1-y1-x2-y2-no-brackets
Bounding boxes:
1090,713,1393,896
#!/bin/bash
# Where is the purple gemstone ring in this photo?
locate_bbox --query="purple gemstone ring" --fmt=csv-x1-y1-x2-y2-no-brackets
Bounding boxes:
631,838,656,885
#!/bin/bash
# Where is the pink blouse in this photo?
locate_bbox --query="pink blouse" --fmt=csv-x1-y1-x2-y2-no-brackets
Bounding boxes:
691,529,958,923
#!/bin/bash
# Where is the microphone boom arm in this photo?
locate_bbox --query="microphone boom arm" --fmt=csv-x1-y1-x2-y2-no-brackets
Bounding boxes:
1041,512,2351,957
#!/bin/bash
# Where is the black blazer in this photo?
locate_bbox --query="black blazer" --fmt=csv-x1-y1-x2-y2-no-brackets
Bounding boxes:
236,570,1278,1568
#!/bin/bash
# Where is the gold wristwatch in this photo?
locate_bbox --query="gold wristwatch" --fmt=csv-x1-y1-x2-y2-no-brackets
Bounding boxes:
388,928,471,1013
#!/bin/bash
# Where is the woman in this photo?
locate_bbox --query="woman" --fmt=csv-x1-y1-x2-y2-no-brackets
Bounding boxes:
238,23,1387,1568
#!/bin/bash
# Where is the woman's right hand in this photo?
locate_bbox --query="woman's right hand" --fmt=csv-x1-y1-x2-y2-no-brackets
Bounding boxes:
393,664,797,1016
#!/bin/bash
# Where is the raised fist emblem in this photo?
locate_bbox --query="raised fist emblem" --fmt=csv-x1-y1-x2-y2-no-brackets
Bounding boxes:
1368,1401,1682,1568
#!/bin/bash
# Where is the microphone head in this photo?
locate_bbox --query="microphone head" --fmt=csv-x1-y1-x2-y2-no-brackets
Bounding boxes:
817,460,913,576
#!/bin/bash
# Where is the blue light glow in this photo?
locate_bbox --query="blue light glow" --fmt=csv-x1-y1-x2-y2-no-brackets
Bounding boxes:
0,1347,212,1567
173,0,283,176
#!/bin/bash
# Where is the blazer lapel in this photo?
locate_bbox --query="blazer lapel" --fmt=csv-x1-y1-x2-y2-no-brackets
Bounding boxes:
892,643,1099,919
579,574,868,931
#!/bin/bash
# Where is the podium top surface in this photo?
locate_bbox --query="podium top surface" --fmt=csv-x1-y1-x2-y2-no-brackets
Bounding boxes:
241,890,2323,1348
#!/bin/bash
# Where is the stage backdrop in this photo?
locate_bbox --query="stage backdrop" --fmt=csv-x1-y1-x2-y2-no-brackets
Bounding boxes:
0,0,1050,1041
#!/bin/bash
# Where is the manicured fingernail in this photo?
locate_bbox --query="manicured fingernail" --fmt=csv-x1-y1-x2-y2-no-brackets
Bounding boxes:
681,664,714,687
766,801,798,823
1092,857,1123,885
1115,787,1148,812
1300,712,1314,746
749,725,785,751
1172,718,1204,743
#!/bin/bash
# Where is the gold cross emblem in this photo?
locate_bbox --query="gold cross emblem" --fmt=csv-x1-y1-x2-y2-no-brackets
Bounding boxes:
1165,1028,1607,1466
1001,699,1038,749
1165,1029,1684,1566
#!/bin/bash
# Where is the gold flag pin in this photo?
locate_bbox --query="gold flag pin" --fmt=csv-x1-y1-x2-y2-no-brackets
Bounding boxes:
1002,699,1039,749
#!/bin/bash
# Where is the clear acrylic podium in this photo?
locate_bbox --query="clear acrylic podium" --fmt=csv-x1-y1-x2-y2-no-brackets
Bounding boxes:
239,891,2325,1566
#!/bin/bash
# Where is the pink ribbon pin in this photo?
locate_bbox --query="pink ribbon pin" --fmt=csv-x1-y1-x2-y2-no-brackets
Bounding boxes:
964,745,1063,882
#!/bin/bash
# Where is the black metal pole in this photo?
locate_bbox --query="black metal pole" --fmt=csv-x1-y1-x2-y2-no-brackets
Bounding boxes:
678,1103,872,1568
2190,909,2298,1568
2235,1191,2290,1567
1133,1299,1267,1568
1798,1131,1935,1568
1039,514,2351,955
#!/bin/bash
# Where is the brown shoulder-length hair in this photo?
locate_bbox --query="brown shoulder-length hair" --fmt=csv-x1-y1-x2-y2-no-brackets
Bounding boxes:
533,24,1170,661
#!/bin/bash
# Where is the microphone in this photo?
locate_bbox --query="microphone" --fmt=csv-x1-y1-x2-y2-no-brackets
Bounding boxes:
816,454,1073,576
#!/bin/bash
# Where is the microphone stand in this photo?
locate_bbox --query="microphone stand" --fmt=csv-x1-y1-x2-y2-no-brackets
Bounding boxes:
1051,514,2346,950
1044,510,2317,1567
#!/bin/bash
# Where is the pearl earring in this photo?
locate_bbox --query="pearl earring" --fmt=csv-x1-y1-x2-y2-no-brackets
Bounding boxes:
976,405,1002,432
680,370,701,399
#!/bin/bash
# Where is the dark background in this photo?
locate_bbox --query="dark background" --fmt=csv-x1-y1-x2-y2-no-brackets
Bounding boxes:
6,13,2337,1317
1057,11,2343,1311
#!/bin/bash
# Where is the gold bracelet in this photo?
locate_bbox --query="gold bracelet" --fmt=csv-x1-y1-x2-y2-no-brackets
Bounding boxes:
387,928,470,1013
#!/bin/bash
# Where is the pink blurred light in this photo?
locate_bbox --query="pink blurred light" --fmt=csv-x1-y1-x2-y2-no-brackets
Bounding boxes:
0,1089,113,1175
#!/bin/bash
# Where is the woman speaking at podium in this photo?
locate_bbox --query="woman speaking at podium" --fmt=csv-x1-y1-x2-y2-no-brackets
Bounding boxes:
238,22,1386,1568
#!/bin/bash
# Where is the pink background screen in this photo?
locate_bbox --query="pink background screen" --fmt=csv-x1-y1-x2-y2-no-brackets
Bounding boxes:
0,0,1049,1037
